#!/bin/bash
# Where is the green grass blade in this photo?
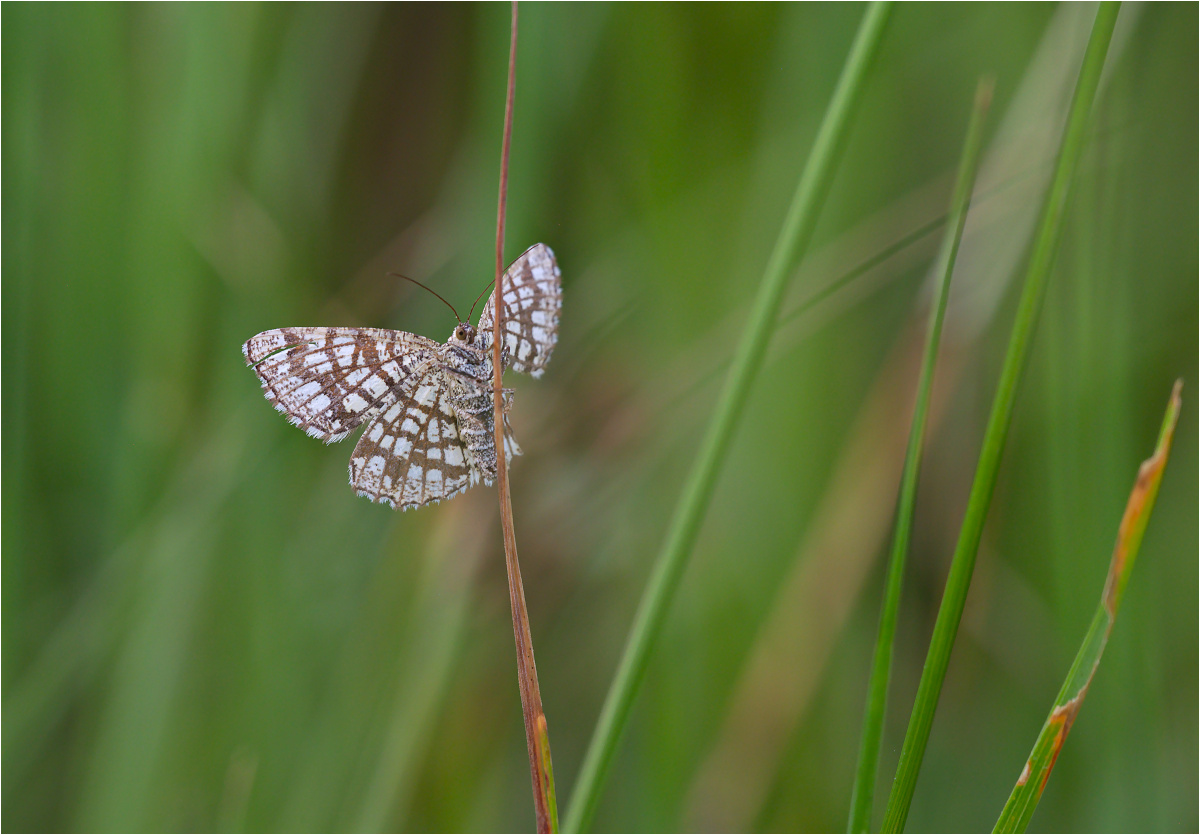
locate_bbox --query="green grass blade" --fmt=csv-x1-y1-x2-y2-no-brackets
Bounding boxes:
538,714,561,833
562,4,894,831
881,4,1121,831
846,78,993,834
993,380,1183,833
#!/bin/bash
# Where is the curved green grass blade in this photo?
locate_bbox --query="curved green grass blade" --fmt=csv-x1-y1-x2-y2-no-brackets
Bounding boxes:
993,380,1183,833
562,4,894,831
846,78,993,834
881,4,1122,831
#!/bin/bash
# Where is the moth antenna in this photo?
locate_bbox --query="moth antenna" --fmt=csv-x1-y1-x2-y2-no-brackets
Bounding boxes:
389,272,463,322
468,276,495,323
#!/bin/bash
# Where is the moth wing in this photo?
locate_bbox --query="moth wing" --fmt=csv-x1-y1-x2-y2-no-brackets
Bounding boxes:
243,327,438,442
348,367,479,509
475,243,562,377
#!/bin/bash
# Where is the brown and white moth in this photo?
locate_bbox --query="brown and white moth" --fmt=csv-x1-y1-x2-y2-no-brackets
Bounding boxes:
243,243,562,510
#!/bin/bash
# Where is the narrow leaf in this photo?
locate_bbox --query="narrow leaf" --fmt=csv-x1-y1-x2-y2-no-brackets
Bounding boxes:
538,713,560,834
881,4,1122,830
993,380,1183,833
563,4,894,831
847,77,993,833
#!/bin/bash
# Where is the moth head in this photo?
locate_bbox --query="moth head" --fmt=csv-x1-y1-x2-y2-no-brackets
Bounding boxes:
451,323,476,344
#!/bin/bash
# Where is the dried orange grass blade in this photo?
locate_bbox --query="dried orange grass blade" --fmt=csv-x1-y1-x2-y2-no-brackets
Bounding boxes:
1102,379,1183,615
994,379,1183,833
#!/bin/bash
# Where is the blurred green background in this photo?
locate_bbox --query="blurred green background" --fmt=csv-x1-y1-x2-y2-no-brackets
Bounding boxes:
3,3,1196,831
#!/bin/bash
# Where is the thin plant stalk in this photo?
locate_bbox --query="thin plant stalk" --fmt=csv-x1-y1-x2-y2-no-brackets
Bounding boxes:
490,3,558,831
563,4,893,831
993,380,1183,833
846,77,993,833
881,4,1121,830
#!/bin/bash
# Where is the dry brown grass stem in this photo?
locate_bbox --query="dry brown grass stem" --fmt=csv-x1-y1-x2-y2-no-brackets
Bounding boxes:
491,2,556,832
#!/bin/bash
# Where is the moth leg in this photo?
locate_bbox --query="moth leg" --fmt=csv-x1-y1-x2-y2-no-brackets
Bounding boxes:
502,413,523,458
502,388,516,413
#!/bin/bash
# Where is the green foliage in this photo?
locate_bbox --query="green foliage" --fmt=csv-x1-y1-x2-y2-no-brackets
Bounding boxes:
994,381,1183,833
2,4,1195,832
565,6,892,830
848,76,991,834
883,5,1122,830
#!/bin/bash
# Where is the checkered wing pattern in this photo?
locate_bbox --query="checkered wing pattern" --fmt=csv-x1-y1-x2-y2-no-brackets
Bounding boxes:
243,327,438,442
476,243,562,377
348,368,479,509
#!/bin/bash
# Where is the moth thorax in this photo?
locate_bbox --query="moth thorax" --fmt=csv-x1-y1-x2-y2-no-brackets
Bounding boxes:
441,340,487,379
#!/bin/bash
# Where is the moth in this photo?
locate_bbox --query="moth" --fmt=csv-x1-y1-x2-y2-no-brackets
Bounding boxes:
243,243,562,510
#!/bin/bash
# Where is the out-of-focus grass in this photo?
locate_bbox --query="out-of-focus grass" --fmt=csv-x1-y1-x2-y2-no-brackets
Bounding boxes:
566,6,892,829
994,379,1183,833
885,6,1120,828
2,4,1195,832
848,75,991,833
